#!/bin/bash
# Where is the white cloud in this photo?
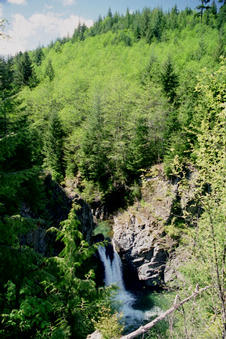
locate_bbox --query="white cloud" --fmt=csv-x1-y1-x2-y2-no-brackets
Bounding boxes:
8,0,26,5
63,0,75,5
0,12,93,56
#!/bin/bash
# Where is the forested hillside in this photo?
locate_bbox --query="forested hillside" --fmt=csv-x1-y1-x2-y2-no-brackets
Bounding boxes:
0,2,225,338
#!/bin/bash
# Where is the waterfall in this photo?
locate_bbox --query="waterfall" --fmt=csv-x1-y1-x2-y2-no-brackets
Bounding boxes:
98,242,125,290
98,242,161,327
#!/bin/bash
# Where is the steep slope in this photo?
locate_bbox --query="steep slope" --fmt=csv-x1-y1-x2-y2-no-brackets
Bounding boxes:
18,19,222,207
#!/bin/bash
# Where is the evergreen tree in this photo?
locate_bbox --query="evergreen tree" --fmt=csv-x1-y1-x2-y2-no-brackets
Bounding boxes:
0,102,41,215
13,51,35,88
196,0,211,22
217,0,226,28
125,8,132,29
104,8,114,31
80,23,87,41
73,23,88,42
43,111,64,181
215,35,226,61
33,46,44,66
133,19,142,40
211,0,218,15
45,60,55,81
13,52,25,88
167,5,179,29
160,57,179,103
107,7,113,19
146,8,165,43
23,52,33,85
141,8,151,38
91,15,103,35
79,96,110,188
127,117,154,177
0,57,11,91
141,54,158,84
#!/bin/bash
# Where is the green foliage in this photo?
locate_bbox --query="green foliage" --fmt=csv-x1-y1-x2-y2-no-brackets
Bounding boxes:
165,60,226,338
17,7,223,203
93,307,123,339
0,93,42,215
0,205,113,339
93,221,112,238
46,206,113,338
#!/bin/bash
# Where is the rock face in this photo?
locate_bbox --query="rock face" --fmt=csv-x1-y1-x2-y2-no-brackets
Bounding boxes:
21,227,48,255
113,164,176,287
21,176,95,255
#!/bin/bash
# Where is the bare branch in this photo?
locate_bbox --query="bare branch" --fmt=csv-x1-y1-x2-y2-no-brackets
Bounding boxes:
120,286,211,339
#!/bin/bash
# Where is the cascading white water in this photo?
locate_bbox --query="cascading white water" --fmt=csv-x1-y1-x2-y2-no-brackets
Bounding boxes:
98,242,161,327
98,242,125,289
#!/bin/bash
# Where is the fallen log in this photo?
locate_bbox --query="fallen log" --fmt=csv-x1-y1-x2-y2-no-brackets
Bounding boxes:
120,285,211,339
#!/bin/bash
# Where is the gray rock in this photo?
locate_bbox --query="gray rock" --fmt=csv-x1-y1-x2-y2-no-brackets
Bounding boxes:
87,330,103,339
113,165,176,287
164,248,188,286
21,227,47,255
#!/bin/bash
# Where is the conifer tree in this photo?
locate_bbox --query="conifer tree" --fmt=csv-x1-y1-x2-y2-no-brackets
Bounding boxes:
160,57,179,103
33,46,44,66
127,117,153,177
23,52,33,85
217,0,226,28
79,95,110,188
13,51,35,88
211,0,218,15
196,0,211,22
43,111,64,181
45,60,55,81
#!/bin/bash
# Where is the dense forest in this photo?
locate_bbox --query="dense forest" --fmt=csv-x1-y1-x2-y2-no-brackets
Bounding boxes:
0,1,225,338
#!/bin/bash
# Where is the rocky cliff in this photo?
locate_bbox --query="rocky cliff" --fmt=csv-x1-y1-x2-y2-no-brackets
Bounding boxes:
113,164,177,288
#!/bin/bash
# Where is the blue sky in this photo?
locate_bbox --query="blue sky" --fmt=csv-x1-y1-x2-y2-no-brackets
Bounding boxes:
0,0,218,56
